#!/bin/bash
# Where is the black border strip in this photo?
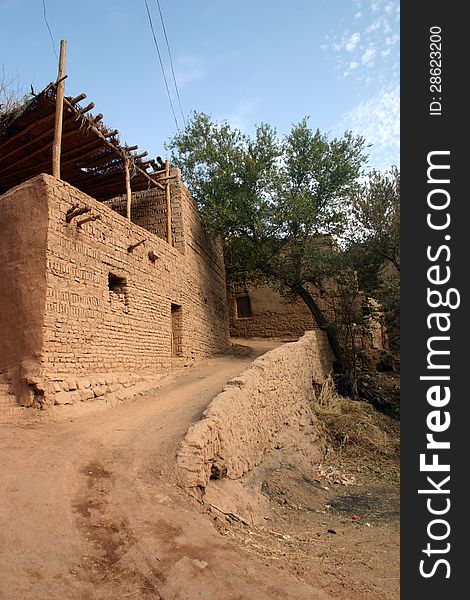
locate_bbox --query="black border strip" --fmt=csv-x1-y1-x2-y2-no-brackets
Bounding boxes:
401,4,467,597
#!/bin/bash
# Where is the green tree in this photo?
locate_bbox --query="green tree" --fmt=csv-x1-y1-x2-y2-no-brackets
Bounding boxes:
167,113,368,375
350,167,400,271
347,167,400,354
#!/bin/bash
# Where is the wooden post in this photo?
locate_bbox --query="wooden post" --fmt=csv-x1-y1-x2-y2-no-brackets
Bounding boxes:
125,157,132,222
165,159,172,245
52,40,67,179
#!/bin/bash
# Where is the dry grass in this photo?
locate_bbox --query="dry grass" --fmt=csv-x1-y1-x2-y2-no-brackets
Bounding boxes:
314,374,400,460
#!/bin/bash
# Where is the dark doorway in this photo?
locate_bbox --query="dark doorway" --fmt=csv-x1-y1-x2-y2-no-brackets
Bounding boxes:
171,304,182,357
236,295,252,318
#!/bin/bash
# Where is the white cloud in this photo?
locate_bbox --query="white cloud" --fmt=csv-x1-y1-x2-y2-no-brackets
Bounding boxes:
343,60,360,77
366,18,381,33
345,32,361,52
385,34,399,46
339,84,400,169
321,0,399,84
361,47,376,65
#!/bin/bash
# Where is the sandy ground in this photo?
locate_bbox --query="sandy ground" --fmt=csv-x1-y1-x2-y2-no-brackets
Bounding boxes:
0,339,399,600
1,340,331,600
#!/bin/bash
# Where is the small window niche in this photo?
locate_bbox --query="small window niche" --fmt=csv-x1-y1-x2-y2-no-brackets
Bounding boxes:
108,273,128,312
235,295,252,319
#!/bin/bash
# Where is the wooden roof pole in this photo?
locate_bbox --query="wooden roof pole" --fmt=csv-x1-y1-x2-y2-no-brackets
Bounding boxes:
165,160,172,245
61,96,165,191
125,156,132,222
52,40,67,179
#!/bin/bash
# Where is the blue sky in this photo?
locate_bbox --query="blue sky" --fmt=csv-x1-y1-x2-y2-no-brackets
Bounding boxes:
1,0,399,171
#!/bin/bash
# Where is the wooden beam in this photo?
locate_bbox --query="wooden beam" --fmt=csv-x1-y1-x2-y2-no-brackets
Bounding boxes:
92,113,103,123
103,129,119,138
77,214,101,227
153,174,178,182
66,206,91,223
69,93,87,105
63,98,165,190
0,110,76,164
79,102,95,114
165,160,172,245
0,129,103,178
52,39,67,179
128,238,147,252
124,156,132,222
73,170,160,199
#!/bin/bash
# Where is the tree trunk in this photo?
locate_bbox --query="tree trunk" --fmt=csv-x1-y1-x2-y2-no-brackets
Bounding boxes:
294,285,346,374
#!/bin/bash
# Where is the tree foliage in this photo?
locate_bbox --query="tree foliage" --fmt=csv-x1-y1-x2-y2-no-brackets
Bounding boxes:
350,167,400,272
167,112,369,375
346,167,400,355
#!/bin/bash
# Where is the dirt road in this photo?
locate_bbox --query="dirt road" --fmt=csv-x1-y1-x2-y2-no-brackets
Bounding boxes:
0,340,333,600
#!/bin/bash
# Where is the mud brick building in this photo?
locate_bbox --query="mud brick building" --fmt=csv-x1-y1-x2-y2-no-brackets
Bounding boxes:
228,283,386,353
0,173,230,407
228,285,315,339
0,81,230,410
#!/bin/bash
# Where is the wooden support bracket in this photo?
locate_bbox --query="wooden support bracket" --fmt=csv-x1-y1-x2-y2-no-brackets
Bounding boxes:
128,238,147,253
66,206,91,223
77,214,101,227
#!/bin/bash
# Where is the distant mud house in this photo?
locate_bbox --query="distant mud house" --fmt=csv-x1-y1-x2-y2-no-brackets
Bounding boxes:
0,82,229,409
228,283,386,356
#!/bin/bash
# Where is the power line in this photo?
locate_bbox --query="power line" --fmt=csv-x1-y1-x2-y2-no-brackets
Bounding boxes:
41,0,58,61
154,0,186,127
144,0,180,132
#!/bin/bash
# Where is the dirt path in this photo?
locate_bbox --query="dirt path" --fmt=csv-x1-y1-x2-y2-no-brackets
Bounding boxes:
0,340,334,600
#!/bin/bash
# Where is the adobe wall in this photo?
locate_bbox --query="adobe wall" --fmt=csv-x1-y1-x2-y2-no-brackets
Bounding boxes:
176,330,334,490
228,283,385,355
102,188,169,243
42,172,229,371
228,286,315,339
0,178,48,375
1,173,230,405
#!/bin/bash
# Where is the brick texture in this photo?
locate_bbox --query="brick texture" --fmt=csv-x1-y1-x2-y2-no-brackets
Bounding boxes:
0,172,230,407
176,330,334,489
228,286,315,338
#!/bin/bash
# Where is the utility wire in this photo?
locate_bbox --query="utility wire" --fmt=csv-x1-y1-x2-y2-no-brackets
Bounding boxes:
144,0,180,132
41,0,58,61
154,0,186,127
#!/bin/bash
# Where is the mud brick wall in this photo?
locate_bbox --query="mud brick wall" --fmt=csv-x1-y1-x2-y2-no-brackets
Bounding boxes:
0,173,230,400
228,282,369,340
176,330,334,489
0,178,48,373
102,188,169,242
229,286,316,339
39,173,229,379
